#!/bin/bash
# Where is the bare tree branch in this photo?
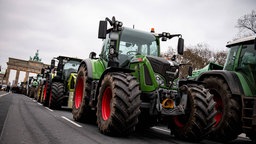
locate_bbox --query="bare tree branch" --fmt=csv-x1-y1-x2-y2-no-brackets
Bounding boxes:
236,10,256,35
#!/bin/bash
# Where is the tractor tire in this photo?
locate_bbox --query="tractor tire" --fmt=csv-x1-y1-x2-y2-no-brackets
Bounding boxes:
43,80,51,107
248,132,256,142
33,87,38,99
30,87,35,98
203,76,242,142
39,85,44,103
37,85,43,102
170,84,216,141
28,89,32,97
96,72,141,136
72,64,95,123
49,82,64,110
136,108,158,130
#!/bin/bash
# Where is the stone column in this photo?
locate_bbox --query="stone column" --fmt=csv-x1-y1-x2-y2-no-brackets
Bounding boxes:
15,70,20,86
24,71,29,82
5,68,10,84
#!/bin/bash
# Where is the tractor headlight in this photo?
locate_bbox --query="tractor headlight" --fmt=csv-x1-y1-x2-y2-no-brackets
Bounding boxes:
155,74,165,87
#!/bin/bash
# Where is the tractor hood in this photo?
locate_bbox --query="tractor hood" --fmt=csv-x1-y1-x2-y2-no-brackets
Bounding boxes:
146,56,178,86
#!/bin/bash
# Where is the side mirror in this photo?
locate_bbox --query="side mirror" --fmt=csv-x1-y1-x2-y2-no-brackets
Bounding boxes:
89,52,97,59
98,21,107,39
50,59,55,69
178,37,184,55
188,66,193,76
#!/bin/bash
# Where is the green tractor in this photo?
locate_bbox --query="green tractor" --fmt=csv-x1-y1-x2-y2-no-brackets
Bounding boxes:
36,67,50,103
42,56,82,110
27,75,40,98
72,16,216,140
193,35,256,142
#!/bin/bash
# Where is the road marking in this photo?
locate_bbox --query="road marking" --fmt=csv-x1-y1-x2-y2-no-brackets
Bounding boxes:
0,92,10,98
61,116,82,128
45,107,53,112
37,102,42,106
152,126,170,133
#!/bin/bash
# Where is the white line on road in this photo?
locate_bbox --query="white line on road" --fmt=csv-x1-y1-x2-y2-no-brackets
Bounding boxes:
61,116,82,128
152,126,170,133
37,102,42,106
152,127,247,139
45,107,53,112
0,92,10,98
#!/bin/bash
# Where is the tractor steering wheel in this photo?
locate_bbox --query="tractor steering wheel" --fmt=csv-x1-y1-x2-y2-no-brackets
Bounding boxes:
126,51,137,55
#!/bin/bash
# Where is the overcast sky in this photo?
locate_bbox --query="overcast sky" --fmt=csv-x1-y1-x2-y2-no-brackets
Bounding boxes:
0,0,255,83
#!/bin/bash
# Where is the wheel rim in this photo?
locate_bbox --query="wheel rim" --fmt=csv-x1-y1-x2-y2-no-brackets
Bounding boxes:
75,77,84,109
43,83,48,100
173,92,190,128
173,115,189,128
211,89,223,127
102,86,112,120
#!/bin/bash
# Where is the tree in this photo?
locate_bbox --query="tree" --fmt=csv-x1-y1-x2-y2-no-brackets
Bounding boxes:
176,43,213,77
162,42,228,78
236,10,256,36
179,43,213,66
214,51,227,66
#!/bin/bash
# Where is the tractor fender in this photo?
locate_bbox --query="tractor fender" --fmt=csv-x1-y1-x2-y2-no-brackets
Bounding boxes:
52,76,62,82
95,67,134,101
46,73,54,84
79,59,94,79
196,70,243,95
67,73,77,91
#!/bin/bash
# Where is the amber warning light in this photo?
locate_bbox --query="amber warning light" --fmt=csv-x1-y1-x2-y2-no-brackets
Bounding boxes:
150,28,155,33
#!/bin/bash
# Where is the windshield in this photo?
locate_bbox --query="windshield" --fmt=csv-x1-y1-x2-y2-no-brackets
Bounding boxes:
63,60,80,71
238,43,256,92
119,28,159,57
224,45,239,71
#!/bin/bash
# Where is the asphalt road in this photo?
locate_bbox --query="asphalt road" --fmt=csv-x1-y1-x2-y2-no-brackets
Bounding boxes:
0,92,253,144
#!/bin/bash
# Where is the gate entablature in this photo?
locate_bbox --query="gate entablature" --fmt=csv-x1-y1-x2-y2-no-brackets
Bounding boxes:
5,57,49,86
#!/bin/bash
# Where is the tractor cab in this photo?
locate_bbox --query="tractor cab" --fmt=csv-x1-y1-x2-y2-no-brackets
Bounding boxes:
98,17,184,71
63,59,80,81
225,36,256,96
51,56,82,82
100,27,160,68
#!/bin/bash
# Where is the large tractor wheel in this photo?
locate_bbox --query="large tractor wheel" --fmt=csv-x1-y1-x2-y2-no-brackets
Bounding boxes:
96,72,141,136
28,88,32,97
37,85,43,102
49,82,64,110
72,64,94,122
39,85,45,103
36,86,40,101
203,76,242,142
170,84,216,141
248,132,256,142
29,87,36,98
136,109,158,130
33,87,38,100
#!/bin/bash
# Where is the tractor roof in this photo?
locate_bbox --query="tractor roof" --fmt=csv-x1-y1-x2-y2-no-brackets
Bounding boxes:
226,35,256,47
55,56,82,62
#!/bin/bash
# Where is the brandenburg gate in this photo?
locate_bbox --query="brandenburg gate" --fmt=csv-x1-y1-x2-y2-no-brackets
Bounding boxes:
4,50,49,86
